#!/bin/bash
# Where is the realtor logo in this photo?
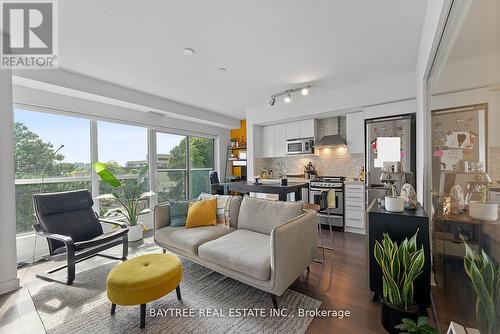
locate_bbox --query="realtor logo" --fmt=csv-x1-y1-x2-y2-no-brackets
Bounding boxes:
1,0,58,68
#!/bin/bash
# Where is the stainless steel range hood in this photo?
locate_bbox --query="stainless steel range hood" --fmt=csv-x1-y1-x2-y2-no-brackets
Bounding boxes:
314,116,347,147
315,134,346,147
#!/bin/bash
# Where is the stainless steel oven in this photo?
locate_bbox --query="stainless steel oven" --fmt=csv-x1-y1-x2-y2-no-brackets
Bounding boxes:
309,176,345,229
286,138,314,155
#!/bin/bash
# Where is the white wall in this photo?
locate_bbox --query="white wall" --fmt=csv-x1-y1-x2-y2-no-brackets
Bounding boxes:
0,68,20,293
433,51,500,93
246,73,417,177
363,99,417,119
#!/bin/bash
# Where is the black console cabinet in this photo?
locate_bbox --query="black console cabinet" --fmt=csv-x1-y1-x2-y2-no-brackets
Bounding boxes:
368,201,431,308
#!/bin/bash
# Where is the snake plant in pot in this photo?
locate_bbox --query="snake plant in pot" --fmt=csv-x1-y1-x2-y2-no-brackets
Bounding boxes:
93,162,154,242
462,238,499,334
374,230,425,333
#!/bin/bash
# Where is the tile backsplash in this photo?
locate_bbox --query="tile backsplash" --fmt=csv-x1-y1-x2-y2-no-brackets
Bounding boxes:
254,149,364,179
254,116,364,179
489,146,500,183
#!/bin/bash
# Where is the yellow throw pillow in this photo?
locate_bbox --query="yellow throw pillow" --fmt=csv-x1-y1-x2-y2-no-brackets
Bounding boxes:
186,198,217,228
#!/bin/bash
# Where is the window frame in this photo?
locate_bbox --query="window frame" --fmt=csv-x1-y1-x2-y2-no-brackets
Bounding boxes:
13,103,218,235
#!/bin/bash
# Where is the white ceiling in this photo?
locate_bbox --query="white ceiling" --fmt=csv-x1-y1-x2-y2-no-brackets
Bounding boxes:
447,0,500,62
58,0,427,119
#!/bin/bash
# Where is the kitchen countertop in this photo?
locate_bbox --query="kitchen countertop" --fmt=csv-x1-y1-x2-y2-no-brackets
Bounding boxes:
368,200,427,218
260,177,311,183
218,181,309,201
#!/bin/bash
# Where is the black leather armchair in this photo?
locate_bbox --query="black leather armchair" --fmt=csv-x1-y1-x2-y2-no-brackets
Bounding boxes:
33,189,129,285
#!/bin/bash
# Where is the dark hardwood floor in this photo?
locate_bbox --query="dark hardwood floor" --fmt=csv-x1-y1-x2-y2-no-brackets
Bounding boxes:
5,230,390,333
291,230,386,334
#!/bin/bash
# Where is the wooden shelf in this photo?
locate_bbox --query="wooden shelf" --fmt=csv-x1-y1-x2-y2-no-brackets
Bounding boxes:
229,146,247,150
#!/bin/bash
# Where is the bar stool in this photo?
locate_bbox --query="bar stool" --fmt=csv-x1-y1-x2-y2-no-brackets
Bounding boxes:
303,191,334,264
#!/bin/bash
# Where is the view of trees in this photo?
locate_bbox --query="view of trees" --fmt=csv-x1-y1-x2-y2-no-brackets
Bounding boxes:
14,123,89,178
14,121,213,234
157,136,213,202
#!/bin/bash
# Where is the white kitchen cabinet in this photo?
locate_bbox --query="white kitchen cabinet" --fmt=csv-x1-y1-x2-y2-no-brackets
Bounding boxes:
299,119,316,138
261,125,275,158
346,111,364,154
261,120,315,158
285,122,300,140
344,183,366,235
274,123,287,157
286,119,316,140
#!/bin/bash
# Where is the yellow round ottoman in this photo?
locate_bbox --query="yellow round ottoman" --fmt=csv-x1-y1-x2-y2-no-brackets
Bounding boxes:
106,253,183,329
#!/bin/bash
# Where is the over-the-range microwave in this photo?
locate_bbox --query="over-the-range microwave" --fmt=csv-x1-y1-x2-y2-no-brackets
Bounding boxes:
286,138,314,155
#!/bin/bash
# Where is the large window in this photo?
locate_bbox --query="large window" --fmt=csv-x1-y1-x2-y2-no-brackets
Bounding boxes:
13,108,217,235
14,108,91,234
97,122,148,216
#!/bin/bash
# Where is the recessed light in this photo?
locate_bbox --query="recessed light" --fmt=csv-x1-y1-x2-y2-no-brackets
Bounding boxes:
182,48,195,56
284,93,292,103
301,87,309,96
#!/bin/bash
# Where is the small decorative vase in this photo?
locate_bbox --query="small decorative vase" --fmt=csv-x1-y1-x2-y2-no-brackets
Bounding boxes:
449,184,465,214
469,201,498,221
128,223,144,242
385,196,404,213
400,183,417,210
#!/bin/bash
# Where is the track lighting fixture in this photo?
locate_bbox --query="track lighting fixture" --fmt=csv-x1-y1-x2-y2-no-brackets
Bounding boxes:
268,85,311,106
284,93,292,103
269,96,276,106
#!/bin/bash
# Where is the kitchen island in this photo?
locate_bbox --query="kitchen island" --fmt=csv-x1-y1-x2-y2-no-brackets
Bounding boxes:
218,181,309,201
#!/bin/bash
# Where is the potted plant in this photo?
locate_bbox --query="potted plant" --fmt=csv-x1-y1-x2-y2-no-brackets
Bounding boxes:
93,162,154,242
395,316,438,334
385,184,404,212
462,238,499,334
468,188,498,221
374,231,425,333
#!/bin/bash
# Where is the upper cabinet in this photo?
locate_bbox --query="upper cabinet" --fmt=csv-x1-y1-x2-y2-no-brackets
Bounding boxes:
275,123,287,157
286,119,316,140
285,122,300,140
346,111,364,154
261,125,275,158
299,119,316,138
260,119,316,158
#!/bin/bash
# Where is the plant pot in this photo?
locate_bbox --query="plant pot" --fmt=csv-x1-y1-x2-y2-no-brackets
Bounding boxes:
385,196,404,213
469,201,498,221
128,224,144,242
381,300,419,334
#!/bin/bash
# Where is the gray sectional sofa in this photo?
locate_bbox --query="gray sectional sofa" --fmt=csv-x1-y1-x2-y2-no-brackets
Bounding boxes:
153,195,318,308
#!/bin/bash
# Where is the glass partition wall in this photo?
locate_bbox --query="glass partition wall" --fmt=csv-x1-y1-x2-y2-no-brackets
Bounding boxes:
13,107,216,236
428,1,500,332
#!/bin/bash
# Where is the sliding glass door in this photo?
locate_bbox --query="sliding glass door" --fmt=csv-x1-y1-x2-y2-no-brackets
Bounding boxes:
189,136,214,198
156,133,188,202
156,133,215,201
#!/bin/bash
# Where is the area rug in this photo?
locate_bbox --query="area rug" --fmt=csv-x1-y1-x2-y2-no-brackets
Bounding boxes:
29,255,321,334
